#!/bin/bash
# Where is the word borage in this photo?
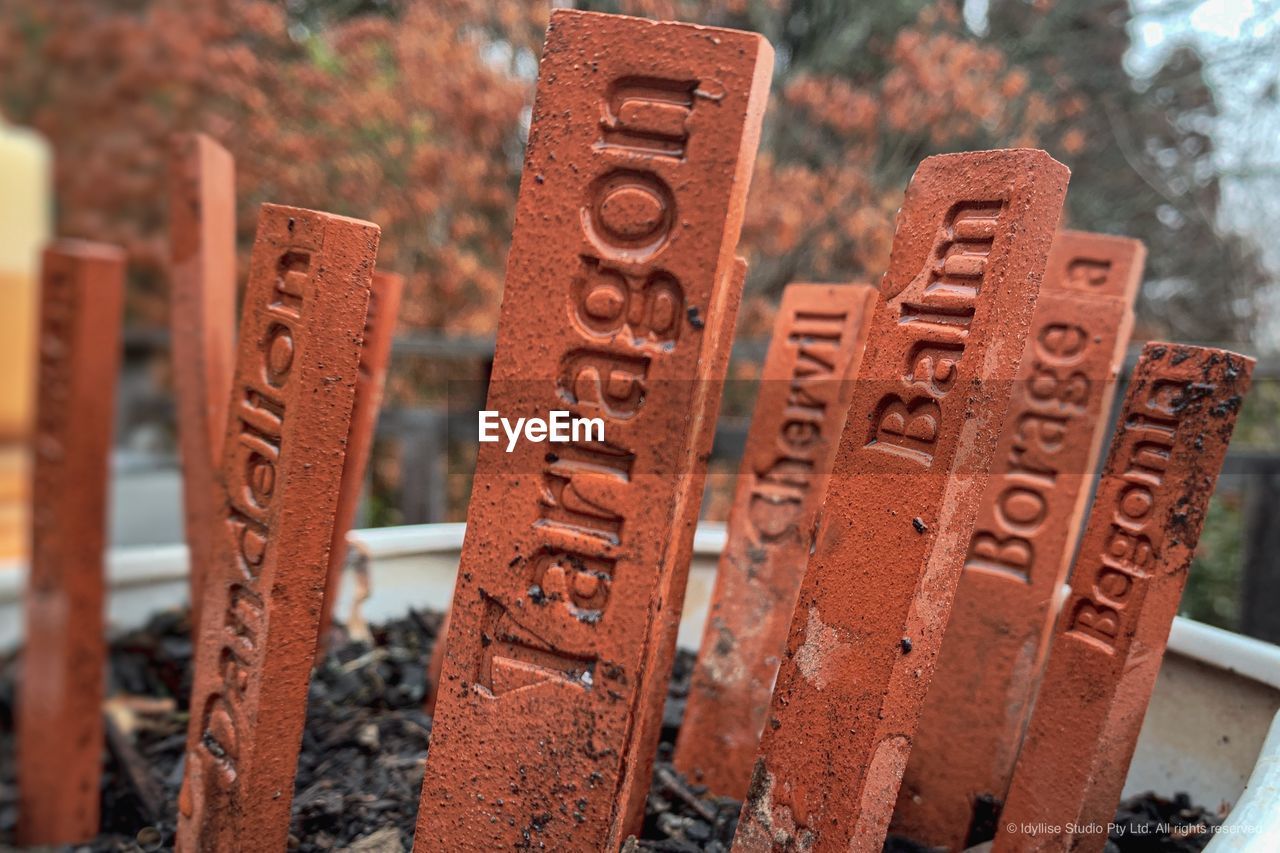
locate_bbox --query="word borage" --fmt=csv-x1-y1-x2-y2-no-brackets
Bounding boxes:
478,410,605,451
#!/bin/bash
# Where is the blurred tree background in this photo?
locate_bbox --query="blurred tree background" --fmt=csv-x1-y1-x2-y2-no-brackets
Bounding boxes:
1,0,1277,629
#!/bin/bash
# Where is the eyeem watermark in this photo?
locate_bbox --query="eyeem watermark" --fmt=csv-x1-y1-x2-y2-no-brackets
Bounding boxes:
478,410,604,452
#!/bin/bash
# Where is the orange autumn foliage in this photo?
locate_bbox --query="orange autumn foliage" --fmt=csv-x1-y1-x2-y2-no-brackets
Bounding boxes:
0,0,1063,345
0,0,543,334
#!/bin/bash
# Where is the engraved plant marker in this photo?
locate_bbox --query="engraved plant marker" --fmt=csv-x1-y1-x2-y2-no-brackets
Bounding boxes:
894,231,1145,849
315,269,404,660
673,282,877,799
169,132,236,633
414,10,772,850
18,240,126,845
994,342,1254,853
734,149,1070,853
175,204,379,852
424,268,751,719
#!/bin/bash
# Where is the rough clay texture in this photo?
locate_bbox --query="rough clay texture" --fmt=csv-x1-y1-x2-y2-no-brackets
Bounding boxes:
175,204,379,853
673,282,877,800
169,132,237,635
733,149,1070,853
894,231,1145,850
994,342,1254,853
414,10,772,851
17,240,126,845
316,269,404,659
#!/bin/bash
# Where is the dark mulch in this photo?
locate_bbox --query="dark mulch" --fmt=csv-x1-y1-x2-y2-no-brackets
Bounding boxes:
0,609,1223,852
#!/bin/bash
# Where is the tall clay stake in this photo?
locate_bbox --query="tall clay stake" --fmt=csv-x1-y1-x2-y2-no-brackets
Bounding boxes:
169,133,236,633
315,269,403,659
895,231,1145,849
18,240,125,845
414,10,772,850
424,264,748,718
176,204,379,852
673,282,877,798
734,149,1070,853
995,343,1253,853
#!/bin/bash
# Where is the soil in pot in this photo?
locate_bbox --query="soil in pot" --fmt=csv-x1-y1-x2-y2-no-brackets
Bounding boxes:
0,609,1224,852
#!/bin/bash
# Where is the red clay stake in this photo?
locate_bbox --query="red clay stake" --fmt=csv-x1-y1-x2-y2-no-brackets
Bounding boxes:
424,268,750,720
18,240,126,845
316,269,403,660
734,149,1070,853
894,231,1145,849
995,342,1253,853
414,10,772,850
175,204,379,852
169,132,236,633
673,282,877,799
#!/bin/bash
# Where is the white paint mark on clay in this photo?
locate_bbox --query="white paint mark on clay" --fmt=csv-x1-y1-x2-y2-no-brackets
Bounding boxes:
795,605,840,690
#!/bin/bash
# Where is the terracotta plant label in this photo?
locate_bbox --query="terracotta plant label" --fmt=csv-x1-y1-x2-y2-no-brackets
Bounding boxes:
424,259,752,722
175,204,379,852
894,231,1145,849
995,343,1253,853
169,132,237,633
18,240,126,845
424,263,748,720
316,269,403,658
734,149,1070,853
673,282,877,799
414,10,772,850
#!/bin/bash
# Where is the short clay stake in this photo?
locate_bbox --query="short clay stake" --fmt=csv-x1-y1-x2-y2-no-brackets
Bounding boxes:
893,231,1145,849
169,132,236,634
17,240,125,845
315,269,403,660
673,282,877,799
734,149,1070,853
994,343,1253,853
414,10,773,850
175,204,379,852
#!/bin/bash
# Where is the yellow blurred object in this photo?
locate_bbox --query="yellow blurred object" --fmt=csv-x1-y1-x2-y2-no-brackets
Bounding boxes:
0,447,27,559
0,118,51,560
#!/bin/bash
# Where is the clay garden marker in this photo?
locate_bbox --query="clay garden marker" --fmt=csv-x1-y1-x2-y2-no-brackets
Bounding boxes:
18,240,126,845
316,269,404,658
169,132,236,632
415,10,772,850
894,231,1145,849
175,204,379,851
734,149,1070,852
995,342,1253,853
424,259,745,717
673,282,877,799
423,267,749,717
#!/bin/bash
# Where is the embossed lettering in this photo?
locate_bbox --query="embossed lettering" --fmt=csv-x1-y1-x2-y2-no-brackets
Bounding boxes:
1066,388,1181,650
744,310,847,544
964,315,1095,583
600,77,694,159
869,202,1004,466
478,68,710,699
199,249,308,777
572,258,683,350
1066,257,1111,290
